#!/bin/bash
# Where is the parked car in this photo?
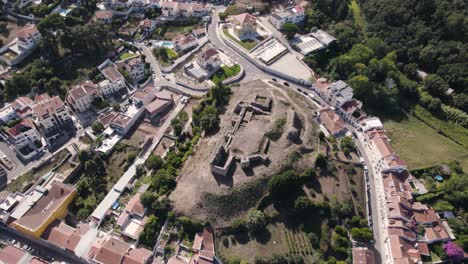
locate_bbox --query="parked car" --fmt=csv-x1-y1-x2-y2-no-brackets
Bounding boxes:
283,82,289,86
7,238,15,244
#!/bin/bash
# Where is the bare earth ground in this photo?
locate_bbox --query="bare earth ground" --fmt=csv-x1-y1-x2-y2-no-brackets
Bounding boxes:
170,79,319,222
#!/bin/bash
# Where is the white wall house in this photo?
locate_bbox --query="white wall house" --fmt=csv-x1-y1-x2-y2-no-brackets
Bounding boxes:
0,24,41,66
98,59,127,96
269,5,305,29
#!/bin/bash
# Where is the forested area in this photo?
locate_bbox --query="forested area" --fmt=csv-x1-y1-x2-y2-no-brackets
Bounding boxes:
302,0,467,125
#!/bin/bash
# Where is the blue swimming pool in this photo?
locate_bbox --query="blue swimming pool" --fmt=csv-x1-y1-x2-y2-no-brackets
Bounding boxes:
160,41,174,48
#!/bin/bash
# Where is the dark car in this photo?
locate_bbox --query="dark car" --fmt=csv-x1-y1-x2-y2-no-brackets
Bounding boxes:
284,82,289,86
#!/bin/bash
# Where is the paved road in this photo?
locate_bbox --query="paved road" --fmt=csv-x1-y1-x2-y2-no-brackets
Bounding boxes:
0,224,86,264
138,44,208,97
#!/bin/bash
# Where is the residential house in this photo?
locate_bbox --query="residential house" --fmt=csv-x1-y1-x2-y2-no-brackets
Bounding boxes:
94,11,114,23
32,94,72,140
365,129,406,173
0,104,18,124
6,118,41,159
161,1,178,16
131,85,156,106
11,96,34,119
117,57,145,82
88,236,151,264
0,24,41,65
98,59,127,95
0,245,32,264
117,192,147,240
167,226,216,264
269,5,305,29
313,79,353,108
173,33,198,52
178,2,192,16
11,182,77,238
66,81,99,112
352,247,375,264
191,3,208,17
229,13,257,38
317,107,347,137
41,221,91,254
192,26,206,38
139,19,157,34
146,90,174,120
197,48,221,71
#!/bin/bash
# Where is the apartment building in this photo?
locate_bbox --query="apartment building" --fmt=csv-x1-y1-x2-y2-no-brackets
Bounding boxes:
32,94,72,136
66,81,99,112
6,118,41,149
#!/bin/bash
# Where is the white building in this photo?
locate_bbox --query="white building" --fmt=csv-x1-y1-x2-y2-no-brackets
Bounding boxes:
196,48,221,71
269,5,305,29
0,24,41,66
98,59,127,96
160,1,208,17
66,81,99,112
6,118,41,149
138,19,157,34
117,57,145,82
32,94,72,135
173,33,198,52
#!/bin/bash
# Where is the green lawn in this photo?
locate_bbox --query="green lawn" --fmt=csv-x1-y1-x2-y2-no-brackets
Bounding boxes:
119,52,138,60
166,48,178,60
222,28,257,50
210,64,241,83
384,114,468,171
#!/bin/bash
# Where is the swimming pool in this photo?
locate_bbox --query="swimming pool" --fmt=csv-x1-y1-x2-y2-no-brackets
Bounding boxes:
160,41,174,48
58,8,72,16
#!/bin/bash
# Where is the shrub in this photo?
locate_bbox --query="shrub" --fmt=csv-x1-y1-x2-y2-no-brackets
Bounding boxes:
245,209,267,232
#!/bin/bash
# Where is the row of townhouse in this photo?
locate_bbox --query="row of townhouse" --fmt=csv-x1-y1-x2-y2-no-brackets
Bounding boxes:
363,125,453,264
97,0,209,18
0,24,41,66
67,56,146,113
310,78,456,264
160,1,209,17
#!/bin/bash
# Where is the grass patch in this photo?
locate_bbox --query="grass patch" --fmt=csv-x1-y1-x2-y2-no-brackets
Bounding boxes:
164,25,194,39
412,105,468,147
265,118,287,141
210,64,241,83
119,52,138,60
166,48,178,60
222,28,257,51
384,113,468,171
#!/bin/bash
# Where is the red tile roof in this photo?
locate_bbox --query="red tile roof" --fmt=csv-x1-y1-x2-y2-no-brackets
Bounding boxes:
17,24,39,40
98,111,118,127
173,33,197,47
0,245,28,264
110,114,132,128
352,247,375,264
6,118,35,137
121,247,152,264
125,193,145,217
231,12,257,25
32,94,67,119
41,221,90,252
90,237,130,264
318,107,346,135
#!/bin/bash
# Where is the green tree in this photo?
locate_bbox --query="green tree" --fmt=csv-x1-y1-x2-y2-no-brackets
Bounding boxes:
91,121,104,134
146,154,164,171
315,153,327,169
351,227,373,242
140,191,157,208
268,170,300,198
281,23,300,39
